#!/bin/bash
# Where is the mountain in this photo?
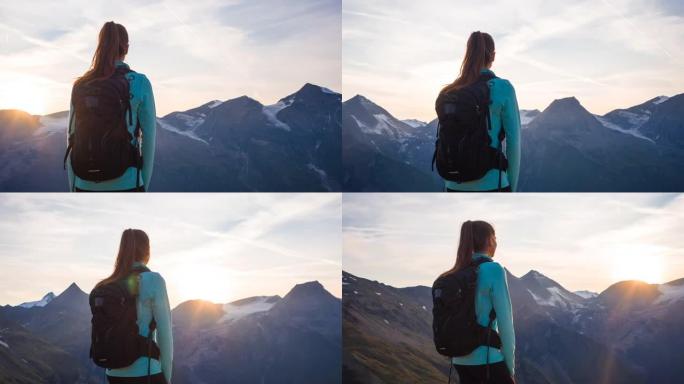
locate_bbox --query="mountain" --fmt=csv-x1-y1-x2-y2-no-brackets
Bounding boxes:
520,95,684,191
0,283,97,383
342,95,442,192
341,93,684,192
172,280,341,384
342,269,684,383
0,280,341,384
0,83,341,192
519,270,584,311
18,292,55,308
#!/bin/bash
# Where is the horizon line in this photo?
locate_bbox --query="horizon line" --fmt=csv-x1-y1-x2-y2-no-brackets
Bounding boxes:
0,82,342,117
342,268,682,296
2,279,342,308
342,91,680,121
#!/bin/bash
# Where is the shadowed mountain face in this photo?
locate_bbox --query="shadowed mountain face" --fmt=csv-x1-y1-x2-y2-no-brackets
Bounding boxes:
0,281,341,384
342,95,442,192
341,93,684,192
343,270,684,384
0,83,341,192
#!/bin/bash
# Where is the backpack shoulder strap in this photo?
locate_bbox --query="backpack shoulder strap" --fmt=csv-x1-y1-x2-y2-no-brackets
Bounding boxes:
131,265,151,274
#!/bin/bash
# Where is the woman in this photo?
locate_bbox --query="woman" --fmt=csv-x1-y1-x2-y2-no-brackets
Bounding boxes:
438,31,520,192
440,220,515,384
95,229,172,384
66,21,156,192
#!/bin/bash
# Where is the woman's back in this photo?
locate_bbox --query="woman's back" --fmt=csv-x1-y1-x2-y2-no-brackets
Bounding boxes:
444,69,521,192
106,263,173,382
451,253,515,376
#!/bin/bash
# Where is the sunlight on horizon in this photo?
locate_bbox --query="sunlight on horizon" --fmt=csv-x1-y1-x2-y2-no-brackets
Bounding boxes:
610,248,665,285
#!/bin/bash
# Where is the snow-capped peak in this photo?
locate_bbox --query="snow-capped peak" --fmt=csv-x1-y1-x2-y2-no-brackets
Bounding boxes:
18,292,55,308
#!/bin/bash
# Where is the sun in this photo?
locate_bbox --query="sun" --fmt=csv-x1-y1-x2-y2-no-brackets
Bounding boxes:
611,247,664,284
172,264,231,304
0,77,48,115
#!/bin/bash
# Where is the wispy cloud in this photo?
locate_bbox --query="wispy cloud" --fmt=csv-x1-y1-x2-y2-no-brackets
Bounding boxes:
0,193,341,307
343,193,684,294
0,0,340,115
343,0,684,120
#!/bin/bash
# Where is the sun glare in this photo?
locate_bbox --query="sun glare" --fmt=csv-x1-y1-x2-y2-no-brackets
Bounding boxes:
0,78,48,115
611,247,664,284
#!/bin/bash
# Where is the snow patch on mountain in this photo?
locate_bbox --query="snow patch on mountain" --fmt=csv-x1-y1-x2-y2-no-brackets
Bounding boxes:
519,110,539,126
595,115,655,143
0,340,8,349
207,100,223,109
174,112,206,129
221,297,276,323
652,96,669,105
402,119,427,128
655,284,684,305
262,100,292,131
307,163,331,191
574,290,598,299
157,119,209,144
528,286,583,309
19,292,55,308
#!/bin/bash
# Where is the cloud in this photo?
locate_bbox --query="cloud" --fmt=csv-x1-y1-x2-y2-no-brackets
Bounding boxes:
343,0,684,120
0,0,340,115
343,193,684,294
0,193,342,307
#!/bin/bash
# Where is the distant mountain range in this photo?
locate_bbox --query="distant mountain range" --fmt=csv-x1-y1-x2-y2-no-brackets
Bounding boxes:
0,83,341,192
342,93,684,191
342,269,684,384
0,280,341,384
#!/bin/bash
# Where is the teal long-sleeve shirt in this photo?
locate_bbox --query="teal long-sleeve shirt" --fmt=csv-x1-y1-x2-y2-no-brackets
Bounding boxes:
451,253,516,376
67,61,156,191
107,262,173,381
444,69,521,192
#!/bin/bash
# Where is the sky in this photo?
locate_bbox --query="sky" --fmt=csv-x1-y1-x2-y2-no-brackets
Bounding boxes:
343,0,684,121
0,0,341,116
343,193,684,294
0,193,341,308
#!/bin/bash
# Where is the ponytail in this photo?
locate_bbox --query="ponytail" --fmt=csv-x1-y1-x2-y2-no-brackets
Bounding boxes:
440,220,495,277
96,228,150,288
75,21,129,87
441,31,495,94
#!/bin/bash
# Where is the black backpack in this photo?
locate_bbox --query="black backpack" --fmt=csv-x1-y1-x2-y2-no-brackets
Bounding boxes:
432,73,508,183
89,265,160,369
64,66,142,186
432,258,502,358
